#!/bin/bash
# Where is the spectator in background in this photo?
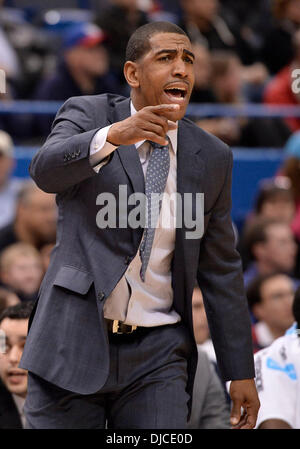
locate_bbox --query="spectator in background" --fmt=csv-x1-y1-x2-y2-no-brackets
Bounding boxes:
0,130,23,230
0,243,44,303
254,286,300,429
280,136,300,281
0,182,57,253
179,0,271,102
242,217,298,286
198,50,289,147
264,29,300,133
247,273,295,351
34,22,122,137
205,50,243,146
280,133,300,241
0,287,20,316
262,0,300,75
0,0,21,88
188,41,237,143
0,301,34,429
252,178,296,226
189,285,230,429
178,0,257,65
95,0,149,85
239,177,297,271
220,0,272,51
192,285,216,363
189,42,216,103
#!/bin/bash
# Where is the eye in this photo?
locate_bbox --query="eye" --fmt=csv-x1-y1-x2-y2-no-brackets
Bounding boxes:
184,57,194,64
159,55,171,62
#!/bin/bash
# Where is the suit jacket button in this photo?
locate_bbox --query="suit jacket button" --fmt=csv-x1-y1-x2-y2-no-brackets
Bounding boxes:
98,291,105,301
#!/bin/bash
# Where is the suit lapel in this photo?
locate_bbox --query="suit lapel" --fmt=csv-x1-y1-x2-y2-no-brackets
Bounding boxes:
112,97,145,194
172,119,206,322
175,119,205,255
176,119,205,215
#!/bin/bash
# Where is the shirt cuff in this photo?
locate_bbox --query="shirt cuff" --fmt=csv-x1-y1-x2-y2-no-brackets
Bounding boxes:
89,125,117,173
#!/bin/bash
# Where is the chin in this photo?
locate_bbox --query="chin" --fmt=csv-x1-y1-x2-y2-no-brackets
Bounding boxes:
8,384,27,396
170,107,186,122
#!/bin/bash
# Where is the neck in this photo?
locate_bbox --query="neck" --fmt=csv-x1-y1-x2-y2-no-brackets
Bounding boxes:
256,260,278,276
13,391,26,400
267,323,287,340
130,92,143,112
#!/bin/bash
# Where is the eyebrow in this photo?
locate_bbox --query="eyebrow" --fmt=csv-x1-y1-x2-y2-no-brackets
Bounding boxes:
155,49,195,59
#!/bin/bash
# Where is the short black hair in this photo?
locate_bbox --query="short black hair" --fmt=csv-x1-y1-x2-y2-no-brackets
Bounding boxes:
243,217,288,261
247,272,289,311
254,178,293,214
125,21,188,62
293,286,300,330
0,301,34,324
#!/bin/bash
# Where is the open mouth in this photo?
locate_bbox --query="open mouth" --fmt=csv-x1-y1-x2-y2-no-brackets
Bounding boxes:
164,87,187,100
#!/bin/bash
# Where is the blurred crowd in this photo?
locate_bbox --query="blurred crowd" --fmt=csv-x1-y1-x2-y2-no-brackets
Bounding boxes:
1,0,300,430
1,0,300,146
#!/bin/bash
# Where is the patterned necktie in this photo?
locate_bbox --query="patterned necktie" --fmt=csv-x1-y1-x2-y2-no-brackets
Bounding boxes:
139,140,170,282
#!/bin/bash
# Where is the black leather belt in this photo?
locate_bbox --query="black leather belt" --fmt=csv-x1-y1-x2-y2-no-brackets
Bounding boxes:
105,319,138,335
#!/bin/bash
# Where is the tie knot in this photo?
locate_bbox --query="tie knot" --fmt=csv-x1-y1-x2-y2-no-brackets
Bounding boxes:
149,139,169,150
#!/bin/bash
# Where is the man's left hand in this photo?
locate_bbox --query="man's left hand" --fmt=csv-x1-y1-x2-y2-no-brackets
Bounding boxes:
229,379,260,429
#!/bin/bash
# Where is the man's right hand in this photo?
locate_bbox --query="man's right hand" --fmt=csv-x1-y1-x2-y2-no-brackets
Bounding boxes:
107,104,179,147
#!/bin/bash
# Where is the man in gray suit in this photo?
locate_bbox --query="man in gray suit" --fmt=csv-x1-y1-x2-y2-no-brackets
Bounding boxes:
20,21,259,429
187,349,230,429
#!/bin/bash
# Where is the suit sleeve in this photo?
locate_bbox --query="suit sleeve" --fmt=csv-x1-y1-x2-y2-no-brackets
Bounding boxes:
29,96,104,193
197,149,255,381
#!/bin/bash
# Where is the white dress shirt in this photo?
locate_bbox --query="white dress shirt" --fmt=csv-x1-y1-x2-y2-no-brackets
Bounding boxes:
89,102,181,326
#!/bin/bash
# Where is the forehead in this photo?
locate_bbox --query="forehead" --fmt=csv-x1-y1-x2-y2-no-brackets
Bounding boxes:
147,32,192,53
0,318,28,337
266,223,291,238
262,276,293,295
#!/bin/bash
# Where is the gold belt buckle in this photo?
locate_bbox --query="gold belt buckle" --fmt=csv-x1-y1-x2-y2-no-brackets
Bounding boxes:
112,320,137,334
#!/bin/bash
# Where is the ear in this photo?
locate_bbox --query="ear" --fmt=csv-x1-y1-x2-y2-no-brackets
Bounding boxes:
123,61,140,89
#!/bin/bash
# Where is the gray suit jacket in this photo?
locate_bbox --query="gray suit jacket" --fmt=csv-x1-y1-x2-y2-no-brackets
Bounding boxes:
187,349,230,429
20,94,254,412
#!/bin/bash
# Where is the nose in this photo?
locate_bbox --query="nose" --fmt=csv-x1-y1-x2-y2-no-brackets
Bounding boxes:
9,345,22,365
172,57,188,78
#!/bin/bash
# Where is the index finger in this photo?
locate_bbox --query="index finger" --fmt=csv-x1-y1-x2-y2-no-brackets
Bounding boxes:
146,104,180,115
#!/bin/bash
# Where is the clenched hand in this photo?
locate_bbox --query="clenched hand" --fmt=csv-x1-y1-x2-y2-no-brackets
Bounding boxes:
107,104,179,147
230,379,260,429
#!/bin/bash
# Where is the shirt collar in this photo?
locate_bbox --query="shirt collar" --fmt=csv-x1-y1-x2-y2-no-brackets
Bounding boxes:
130,101,178,154
12,394,25,415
